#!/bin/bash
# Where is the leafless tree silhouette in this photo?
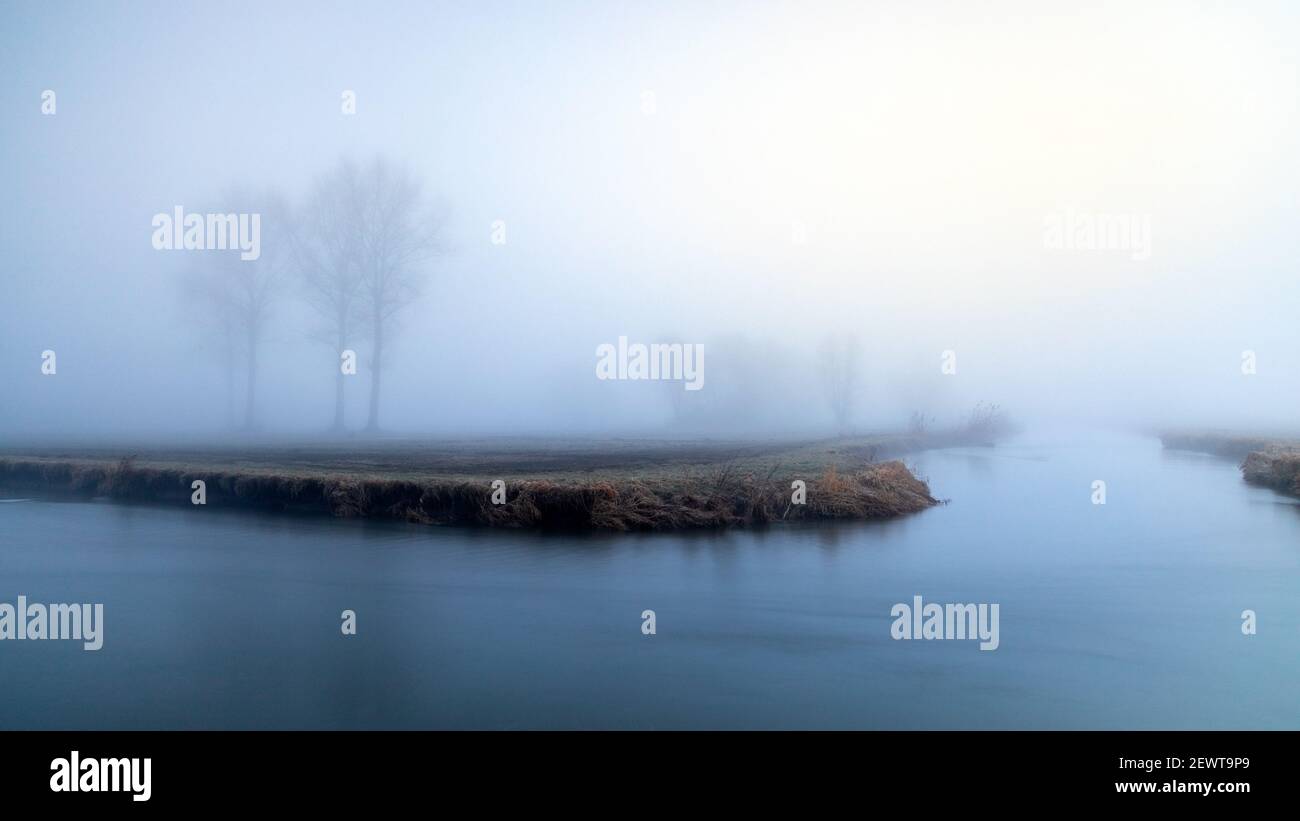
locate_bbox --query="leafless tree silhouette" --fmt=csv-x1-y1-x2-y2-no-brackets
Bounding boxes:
180,188,292,430
818,332,861,434
295,160,366,431
350,157,446,433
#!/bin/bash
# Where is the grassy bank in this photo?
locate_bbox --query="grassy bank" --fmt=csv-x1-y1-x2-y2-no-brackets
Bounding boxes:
1240,450,1300,496
1161,431,1300,497
0,434,949,531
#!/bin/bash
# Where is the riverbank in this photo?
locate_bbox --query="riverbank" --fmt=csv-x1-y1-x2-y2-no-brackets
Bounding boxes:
0,434,954,531
1161,431,1300,497
9,429,1300,729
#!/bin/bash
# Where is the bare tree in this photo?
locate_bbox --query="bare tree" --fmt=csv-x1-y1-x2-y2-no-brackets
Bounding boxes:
655,331,690,428
964,401,1010,442
351,157,446,432
177,260,240,428
294,160,365,431
818,332,861,434
180,188,292,430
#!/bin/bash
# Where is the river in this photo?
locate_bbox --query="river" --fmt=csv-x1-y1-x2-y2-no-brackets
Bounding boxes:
2,430,1297,729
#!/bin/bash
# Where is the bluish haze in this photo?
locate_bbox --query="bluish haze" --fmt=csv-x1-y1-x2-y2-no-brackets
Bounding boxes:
2,0,1298,439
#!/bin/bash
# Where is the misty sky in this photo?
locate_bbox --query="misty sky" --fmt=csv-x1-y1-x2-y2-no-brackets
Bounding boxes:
2,0,1299,439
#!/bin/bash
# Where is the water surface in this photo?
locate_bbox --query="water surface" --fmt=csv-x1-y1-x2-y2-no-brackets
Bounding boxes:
2,431,1297,729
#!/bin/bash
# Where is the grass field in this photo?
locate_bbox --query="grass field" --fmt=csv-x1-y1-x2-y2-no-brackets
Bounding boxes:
0,433,955,531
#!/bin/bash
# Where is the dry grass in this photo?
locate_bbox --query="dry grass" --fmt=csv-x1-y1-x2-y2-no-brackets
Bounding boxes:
0,446,939,532
1162,431,1300,498
1160,432,1291,461
1241,450,1300,497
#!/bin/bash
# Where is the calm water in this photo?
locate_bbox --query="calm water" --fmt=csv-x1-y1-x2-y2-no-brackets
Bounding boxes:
2,431,1298,729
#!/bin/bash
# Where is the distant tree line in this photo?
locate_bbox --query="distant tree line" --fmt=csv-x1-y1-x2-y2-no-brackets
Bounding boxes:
179,156,444,432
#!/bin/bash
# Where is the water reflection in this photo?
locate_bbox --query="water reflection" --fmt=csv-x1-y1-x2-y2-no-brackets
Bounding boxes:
2,432,1298,729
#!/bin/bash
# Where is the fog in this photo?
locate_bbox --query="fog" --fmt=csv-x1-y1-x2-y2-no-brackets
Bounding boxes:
3,0,1299,442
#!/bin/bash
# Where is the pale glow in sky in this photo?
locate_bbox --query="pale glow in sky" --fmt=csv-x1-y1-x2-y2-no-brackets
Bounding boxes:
2,1,1298,437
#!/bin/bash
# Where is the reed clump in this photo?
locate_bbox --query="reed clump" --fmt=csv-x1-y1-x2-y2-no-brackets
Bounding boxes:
1241,449,1300,496
0,456,938,532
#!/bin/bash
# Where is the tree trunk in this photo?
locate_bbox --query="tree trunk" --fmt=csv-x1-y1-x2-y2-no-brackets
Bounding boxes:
332,312,348,431
218,319,236,430
224,339,236,430
332,360,346,430
244,325,259,430
365,310,383,432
